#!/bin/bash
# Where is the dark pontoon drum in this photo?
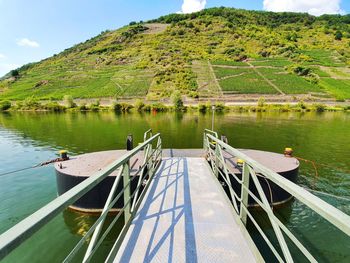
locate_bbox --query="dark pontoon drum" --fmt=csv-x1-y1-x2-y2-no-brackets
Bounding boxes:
55,150,144,213
219,149,299,207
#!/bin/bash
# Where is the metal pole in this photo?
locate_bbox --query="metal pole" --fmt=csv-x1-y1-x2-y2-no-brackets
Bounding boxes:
211,105,215,131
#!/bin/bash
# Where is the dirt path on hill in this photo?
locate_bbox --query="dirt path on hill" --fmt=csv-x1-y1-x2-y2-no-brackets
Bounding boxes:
212,65,281,69
207,61,223,96
217,73,246,80
246,61,285,95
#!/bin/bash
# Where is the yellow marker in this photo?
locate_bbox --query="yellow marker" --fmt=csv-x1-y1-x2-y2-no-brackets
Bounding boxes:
237,159,244,166
284,147,293,157
59,150,68,160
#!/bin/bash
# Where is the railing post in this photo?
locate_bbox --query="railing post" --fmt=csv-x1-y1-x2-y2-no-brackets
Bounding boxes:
214,143,219,178
240,162,250,225
122,162,131,222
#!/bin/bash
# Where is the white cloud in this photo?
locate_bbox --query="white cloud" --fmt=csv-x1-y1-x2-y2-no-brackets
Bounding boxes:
0,53,5,59
181,0,207,14
17,38,40,48
263,0,344,16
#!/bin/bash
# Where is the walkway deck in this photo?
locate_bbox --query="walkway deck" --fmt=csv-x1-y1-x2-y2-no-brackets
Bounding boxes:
114,157,258,262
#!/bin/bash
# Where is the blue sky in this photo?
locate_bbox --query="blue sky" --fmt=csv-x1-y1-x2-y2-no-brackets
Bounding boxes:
0,0,349,76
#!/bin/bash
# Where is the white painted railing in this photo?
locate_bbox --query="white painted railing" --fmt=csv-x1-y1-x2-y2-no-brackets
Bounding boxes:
204,129,350,262
0,131,162,262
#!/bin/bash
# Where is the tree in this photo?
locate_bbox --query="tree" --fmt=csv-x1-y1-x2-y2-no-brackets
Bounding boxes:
10,69,19,78
335,30,343,40
171,91,184,111
63,95,76,108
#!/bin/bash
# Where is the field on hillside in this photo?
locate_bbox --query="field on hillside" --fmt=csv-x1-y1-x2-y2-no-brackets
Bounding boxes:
319,78,350,99
214,67,278,94
300,50,347,67
211,58,323,95
192,60,222,97
206,51,350,98
0,63,153,100
257,68,322,94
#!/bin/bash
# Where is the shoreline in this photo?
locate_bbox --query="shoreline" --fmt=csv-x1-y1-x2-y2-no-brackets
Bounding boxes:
1,99,349,113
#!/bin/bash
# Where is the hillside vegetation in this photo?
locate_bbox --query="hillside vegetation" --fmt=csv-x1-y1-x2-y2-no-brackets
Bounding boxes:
1,7,350,101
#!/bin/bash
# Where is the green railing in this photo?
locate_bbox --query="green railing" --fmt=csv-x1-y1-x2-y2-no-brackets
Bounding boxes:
203,129,350,263
0,131,162,262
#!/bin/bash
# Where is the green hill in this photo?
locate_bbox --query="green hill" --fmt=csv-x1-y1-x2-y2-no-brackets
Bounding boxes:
1,7,350,101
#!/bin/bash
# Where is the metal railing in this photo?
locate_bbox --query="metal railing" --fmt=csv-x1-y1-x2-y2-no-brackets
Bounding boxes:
0,131,162,262
203,129,350,263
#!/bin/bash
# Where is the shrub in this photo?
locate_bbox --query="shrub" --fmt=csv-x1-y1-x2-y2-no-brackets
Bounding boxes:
112,102,132,112
257,97,266,107
289,65,311,76
297,100,307,110
43,101,65,112
10,69,19,78
121,103,132,112
198,103,207,113
335,30,343,40
63,95,76,108
143,104,151,112
90,99,100,111
151,103,167,112
313,103,326,112
214,102,225,112
22,97,40,109
79,103,88,111
134,99,145,111
112,102,122,112
306,73,319,84
189,91,199,98
0,101,11,111
171,91,184,111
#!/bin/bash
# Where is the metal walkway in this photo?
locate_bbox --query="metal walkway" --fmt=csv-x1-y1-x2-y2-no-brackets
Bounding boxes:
114,157,257,262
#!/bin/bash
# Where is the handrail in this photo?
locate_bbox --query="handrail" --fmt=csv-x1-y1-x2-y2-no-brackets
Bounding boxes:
0,132,162,261
143,129,153,142
204,132,350,262
204,129,218,138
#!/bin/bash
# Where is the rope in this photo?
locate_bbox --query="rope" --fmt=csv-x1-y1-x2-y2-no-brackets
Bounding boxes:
0,157,68,178
0,165,41,177
296,156,350,176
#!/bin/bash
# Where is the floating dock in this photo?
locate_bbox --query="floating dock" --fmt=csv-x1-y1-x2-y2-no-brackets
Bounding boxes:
55,148,298,212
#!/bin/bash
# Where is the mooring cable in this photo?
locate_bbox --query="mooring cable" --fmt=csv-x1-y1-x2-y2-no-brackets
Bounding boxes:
0,156,69,178
296,156,350,176
0,164,42,177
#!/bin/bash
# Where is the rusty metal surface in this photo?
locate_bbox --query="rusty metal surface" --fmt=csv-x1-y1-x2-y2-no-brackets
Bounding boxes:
55,149,298,178
223,149,299,174
54,150,143,177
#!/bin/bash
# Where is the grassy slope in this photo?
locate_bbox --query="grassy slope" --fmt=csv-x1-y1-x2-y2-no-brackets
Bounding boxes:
1,7,350,100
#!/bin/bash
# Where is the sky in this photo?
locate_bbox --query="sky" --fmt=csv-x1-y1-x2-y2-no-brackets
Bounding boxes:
0,0,349,77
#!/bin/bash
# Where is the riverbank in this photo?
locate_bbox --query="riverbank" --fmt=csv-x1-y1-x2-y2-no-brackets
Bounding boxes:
1,97,349,113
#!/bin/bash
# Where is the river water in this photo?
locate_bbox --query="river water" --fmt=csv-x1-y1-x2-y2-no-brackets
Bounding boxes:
0,111,349,262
